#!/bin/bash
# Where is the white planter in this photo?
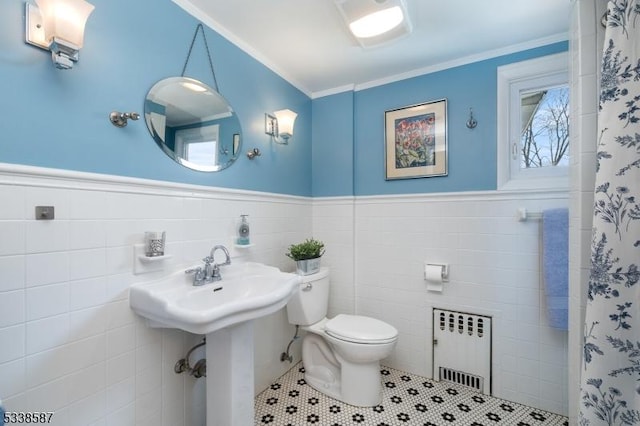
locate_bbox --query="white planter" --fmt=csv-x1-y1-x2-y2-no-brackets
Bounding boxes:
295,257,321,276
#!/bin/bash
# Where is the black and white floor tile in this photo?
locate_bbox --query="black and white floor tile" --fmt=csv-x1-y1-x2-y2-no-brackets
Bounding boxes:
255,363,568,426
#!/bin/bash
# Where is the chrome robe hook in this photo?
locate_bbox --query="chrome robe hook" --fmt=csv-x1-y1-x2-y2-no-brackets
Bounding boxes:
110,111,140,128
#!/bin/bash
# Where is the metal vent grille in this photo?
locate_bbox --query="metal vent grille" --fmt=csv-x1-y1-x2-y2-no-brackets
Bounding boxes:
439,367,485,392
438,310,485,337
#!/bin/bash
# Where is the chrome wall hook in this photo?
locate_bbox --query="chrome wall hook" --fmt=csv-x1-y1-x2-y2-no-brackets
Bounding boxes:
466,108,477,129
246,148,261,159
110,111,140,128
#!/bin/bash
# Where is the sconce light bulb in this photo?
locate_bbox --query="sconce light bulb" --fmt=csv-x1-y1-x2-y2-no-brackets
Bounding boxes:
36,0,95,48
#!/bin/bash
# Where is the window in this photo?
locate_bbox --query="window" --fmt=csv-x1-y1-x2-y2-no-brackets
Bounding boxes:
174,124,220,168
497,52,569,190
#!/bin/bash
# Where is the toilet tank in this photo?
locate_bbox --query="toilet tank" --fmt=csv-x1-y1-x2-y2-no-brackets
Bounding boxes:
286,267,330,326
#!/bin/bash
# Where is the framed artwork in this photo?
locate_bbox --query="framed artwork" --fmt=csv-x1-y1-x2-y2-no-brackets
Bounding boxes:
384,99,448,180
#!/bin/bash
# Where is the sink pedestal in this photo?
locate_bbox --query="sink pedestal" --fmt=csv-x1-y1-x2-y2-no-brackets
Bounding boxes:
128,262,300,425
206,320,255,426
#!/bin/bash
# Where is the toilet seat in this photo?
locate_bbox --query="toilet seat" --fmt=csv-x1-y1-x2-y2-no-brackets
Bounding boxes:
325,314,398,344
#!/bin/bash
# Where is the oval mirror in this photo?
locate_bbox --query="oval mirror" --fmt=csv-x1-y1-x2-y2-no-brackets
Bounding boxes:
144,77,242,172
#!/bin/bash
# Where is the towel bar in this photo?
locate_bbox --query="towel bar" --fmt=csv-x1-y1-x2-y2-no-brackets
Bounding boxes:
517,207,543,222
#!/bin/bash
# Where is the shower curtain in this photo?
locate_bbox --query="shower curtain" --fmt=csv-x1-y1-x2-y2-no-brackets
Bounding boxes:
579,0,640,424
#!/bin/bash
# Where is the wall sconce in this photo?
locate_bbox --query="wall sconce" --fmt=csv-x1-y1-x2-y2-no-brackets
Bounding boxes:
265,109,297,145
25,0,95,70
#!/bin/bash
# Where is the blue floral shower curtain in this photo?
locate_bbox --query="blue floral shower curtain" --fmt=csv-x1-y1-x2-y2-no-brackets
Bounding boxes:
579,1,640,424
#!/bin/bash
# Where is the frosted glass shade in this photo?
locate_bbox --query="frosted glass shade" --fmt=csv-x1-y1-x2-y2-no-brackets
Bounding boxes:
335,0,411,48
274,109,297,139
349,6,403,38
35,0,95,48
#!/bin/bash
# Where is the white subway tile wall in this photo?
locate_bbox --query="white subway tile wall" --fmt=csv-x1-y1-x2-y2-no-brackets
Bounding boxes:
313,192,569,416
312,198,356,318
0,167,311,426
0,165,572,423
567,0,601,423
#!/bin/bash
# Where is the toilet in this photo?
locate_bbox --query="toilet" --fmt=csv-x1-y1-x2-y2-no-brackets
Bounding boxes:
286,268,398,406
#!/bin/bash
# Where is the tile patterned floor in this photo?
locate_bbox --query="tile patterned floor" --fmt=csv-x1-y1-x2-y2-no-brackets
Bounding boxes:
255,363,568,426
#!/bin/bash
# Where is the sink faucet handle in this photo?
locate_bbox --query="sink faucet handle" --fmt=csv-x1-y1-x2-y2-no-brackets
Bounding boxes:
211,263,221,280
202,256,215,281
185,267,206,286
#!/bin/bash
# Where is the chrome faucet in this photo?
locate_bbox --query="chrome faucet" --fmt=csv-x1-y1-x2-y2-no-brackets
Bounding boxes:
185,245,231,286
209,245,231,281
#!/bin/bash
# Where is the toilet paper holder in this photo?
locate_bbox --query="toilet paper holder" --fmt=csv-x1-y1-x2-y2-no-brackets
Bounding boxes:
425,263,449,282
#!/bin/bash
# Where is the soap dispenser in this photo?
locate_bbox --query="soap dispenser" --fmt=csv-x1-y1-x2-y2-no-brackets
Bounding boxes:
237,214,250,245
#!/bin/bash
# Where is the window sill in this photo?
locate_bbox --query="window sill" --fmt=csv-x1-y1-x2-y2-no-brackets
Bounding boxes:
498,176,569,192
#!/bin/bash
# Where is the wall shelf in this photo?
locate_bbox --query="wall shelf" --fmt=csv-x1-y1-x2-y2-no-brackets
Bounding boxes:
234,243,255,249
133,244,172,274
138,254,173,263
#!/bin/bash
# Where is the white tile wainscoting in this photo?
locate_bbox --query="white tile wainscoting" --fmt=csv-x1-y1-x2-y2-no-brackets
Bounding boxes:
0,163,311,426
0,162,570,425
313,190,569,416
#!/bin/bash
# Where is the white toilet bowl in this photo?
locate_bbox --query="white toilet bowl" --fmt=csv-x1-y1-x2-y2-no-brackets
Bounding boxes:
286,268,398,406
301,315,397,406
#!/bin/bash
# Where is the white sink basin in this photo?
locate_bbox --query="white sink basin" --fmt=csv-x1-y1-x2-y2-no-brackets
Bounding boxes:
129,262,300,334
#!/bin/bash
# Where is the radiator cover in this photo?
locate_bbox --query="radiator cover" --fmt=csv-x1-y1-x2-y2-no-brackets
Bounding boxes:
433,309,492,394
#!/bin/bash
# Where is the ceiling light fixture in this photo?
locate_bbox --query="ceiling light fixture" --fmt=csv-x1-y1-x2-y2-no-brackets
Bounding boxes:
335,0,411,48
349,6,403,38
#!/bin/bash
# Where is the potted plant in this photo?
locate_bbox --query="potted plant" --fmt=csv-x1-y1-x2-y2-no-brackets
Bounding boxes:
286,238,325,275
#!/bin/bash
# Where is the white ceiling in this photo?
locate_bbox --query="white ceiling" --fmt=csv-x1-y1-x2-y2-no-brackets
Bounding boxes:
173,0,571,97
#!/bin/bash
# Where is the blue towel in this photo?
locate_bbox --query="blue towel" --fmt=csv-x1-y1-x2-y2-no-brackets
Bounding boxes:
542,208,569,330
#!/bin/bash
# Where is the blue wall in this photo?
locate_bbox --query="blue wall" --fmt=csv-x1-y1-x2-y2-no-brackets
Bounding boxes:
311,42,568,196
0,0,567,198
0,0,312,196
311,91,354,197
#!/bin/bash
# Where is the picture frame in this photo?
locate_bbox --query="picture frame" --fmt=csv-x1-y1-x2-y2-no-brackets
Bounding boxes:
384,99,448,180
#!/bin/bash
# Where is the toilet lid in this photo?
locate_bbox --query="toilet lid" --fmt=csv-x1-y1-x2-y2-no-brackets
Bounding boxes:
325,314,398,344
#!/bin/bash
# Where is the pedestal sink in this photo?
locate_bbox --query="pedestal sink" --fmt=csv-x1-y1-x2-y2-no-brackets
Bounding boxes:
129,261,301,426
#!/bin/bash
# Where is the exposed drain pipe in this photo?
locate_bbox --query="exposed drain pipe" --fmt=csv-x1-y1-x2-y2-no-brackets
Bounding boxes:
175,337,207,378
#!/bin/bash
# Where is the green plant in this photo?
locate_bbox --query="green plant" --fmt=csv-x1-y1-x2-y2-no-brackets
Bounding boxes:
285,238,325,261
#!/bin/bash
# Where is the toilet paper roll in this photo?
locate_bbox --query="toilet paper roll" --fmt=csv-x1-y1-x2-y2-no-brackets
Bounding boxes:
425,264,444,293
